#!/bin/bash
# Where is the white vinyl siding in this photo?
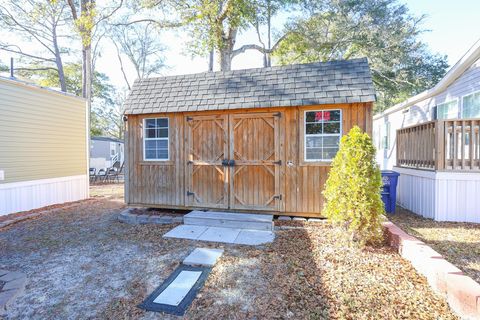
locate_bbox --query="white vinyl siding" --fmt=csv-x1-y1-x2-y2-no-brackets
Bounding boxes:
437,100,459,119
143,118,169,161
304,110,342,161
462,90,480,118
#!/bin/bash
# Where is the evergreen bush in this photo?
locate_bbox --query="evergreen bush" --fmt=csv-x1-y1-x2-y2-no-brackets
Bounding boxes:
323,126,385,245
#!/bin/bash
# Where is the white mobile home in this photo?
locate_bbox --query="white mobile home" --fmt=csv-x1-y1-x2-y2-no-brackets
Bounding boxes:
0,77,89,216
373,40,480,223
90,136,124,172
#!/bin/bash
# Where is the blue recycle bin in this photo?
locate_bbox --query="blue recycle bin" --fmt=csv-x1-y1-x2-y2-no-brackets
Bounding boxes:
381,170,400,213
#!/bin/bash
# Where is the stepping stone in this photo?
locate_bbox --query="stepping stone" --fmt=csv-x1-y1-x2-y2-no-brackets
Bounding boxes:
153,270,202,306
183,248,224,267
139,265,211,316
163,225,208,240
197,227,241,244
278,216,292,221
235,230,275,245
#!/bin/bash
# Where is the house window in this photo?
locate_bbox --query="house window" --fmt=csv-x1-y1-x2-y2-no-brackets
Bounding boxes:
304,110,342,161
462,91,480,118
437,100,458,119
143,118,169,161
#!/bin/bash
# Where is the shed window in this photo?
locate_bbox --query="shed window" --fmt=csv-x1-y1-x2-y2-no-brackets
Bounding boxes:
462,91,480,118
304,110,342,161
143,118,169,160
437,100,458,119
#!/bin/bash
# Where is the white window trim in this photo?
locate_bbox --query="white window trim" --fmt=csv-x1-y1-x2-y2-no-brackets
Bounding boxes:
436,98,459,120
461,90,480,119
143,117,170,161
304,109,342,162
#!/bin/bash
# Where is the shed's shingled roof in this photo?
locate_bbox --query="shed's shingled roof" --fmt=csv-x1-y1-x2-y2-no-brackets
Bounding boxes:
123,58,375,114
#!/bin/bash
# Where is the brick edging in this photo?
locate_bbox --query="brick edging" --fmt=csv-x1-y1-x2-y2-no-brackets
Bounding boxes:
384,221,480,319
118,208,184,225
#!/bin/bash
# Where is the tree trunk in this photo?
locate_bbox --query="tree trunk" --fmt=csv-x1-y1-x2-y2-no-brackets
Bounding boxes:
208,49,214,72
266,0,272,67
51,18,66,92
217,28,237,71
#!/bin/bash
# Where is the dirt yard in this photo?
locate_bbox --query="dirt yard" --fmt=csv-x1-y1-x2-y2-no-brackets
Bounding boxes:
389,207,480,284
0,185,457,319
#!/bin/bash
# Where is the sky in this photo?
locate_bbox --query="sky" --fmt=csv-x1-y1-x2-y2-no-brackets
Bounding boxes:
1,0,480,91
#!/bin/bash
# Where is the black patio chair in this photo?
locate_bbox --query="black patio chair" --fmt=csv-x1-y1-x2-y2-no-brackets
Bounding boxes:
89,168,96,183
95,168,108,183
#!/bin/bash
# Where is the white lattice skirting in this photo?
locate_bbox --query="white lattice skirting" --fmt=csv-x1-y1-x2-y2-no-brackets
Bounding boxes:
0,175,89,216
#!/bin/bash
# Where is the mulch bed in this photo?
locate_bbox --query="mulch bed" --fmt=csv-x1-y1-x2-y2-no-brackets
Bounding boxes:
388,207,480,284
186,222,457,319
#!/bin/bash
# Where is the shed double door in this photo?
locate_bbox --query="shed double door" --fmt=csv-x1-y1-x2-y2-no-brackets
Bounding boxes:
186,112,281,211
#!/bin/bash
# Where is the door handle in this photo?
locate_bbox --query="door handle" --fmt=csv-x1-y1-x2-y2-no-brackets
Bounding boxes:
221,159,229,166
228,160,235,167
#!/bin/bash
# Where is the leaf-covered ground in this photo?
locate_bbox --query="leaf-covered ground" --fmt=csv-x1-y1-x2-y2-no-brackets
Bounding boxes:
388,207,480,284
0,185,458,319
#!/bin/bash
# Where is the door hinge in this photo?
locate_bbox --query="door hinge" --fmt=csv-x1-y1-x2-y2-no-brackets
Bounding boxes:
274,160,282,165
273,112,282,118
187,191,195,196
186,116,193,121
273,194,282,200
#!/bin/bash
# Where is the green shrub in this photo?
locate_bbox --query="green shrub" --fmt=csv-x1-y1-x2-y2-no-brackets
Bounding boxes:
323,126,385,245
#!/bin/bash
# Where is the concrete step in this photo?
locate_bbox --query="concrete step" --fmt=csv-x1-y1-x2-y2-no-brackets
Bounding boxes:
184,211,273,231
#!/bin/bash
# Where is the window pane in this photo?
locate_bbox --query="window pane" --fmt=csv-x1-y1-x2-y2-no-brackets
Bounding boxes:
323,136,340,148
145,149,156,159
323,122,340,134
145,140,156,149
146,128,156,138
156,139,168,149
437,101,458,119
157,118,168,127
146,119,156,128
323,148,339,160
306,148,322,160
306,111,317,122
463,92,480,118
157,128,168,138
306,123,322,134
329,110,341,121
306,136,322,148
157,149,168,159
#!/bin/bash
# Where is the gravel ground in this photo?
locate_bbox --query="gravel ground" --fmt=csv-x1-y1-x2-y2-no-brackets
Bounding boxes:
0,185,458,319
389,207,480,284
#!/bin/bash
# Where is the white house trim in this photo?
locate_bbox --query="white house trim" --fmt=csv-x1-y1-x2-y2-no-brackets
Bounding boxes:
0,174,89,216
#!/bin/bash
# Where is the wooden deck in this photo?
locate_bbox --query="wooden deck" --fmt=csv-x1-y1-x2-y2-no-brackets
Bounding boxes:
396,119,480,171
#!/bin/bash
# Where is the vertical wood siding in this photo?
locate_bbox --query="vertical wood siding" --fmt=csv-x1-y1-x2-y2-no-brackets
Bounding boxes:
126,102,373,216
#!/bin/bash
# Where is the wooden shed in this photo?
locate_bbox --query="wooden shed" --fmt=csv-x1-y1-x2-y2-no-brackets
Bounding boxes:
123,58,375,217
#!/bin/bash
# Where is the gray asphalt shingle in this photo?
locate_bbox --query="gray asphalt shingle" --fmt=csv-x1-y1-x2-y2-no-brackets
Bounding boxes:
123,58,375,114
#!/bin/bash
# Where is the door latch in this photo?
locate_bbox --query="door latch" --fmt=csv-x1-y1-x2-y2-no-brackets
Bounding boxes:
273,160,282,165
273,194,282,200
187,191,195,196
